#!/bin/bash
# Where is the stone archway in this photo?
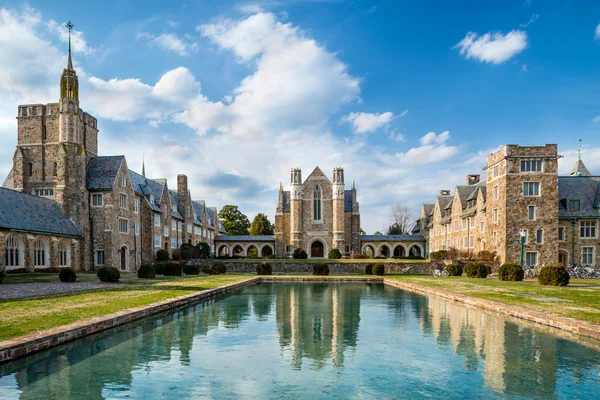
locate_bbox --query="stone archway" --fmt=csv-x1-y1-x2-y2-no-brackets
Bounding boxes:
393,244,407,257
378,244,391,258
409,244,423,257
232,245,244,257
120,246,128,271
217,244,230,257
246,244,259,258
310,240,325,258
260,244,274,258
362,244,375,258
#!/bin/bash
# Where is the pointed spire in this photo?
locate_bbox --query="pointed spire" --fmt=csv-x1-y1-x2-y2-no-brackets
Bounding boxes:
66,20,74,70
142,154,146,177
279,182,283,192
571,139,592,176
352,180,356,190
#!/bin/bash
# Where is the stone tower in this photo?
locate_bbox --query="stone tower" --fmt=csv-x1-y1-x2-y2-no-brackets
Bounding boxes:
290,168,303,249
332,167,345,250
485,144,559,265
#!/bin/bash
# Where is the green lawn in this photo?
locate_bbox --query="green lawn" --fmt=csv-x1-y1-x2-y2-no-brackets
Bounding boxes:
0,275,250,341
387,275,600,324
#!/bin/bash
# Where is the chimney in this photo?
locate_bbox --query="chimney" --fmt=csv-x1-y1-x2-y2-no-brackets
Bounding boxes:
177,174,188,215
466,174,480,185
439,190,451,196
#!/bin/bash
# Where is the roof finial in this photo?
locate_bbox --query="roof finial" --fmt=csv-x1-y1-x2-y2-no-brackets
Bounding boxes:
66,20,74,70
578,138,582,160
142,153,146,177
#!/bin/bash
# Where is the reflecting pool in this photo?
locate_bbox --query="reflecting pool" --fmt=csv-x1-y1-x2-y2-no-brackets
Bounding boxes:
1,282,600,399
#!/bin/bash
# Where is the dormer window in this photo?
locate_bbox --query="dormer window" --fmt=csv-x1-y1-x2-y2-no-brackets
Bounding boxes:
149,194,155,204
569,199,581,212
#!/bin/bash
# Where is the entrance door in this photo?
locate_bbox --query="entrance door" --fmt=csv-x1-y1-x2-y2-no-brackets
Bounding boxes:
311,241,324,258
558,252,567,267
120,247,127,271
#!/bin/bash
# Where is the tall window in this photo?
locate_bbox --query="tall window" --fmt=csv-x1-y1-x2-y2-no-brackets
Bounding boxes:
580,221,597,238
558,227,565,241
58,242,69,266
119,193,128,209
525,252,537,267
582,247,595,265
493,185,499,200
536,229,543,244
493,165,499,178
171,237,177,249
28,163,33,177
172,220,177,230
164,226,169,237
454,220,459,231
528,206,536,221
155,214,161,227
134,199,139,213
492,208,498,223
118,218,129,234
523,182,540,197
4,236,22,268
34,239,47,267
154,234,161,247
520,160,542,172
135,222,140,236
96,250,105,266
313,185,322,222
120,176,126,187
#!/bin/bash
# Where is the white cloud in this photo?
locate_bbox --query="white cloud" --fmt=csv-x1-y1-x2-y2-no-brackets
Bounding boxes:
520,14,539,28
342,111,394,134
455,30,527,64
47,20,94,55
238,4,264,14
592,116,600,122
388,131,458,165
138,32,190,55
419,130,450,145
596,23,600,40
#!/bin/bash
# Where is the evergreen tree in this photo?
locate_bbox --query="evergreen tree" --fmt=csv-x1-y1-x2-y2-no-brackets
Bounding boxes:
218,205,250,235
249,213,274,235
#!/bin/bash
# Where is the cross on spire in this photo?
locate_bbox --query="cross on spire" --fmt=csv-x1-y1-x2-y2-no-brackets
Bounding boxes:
578,138,582,160
66,21,73,51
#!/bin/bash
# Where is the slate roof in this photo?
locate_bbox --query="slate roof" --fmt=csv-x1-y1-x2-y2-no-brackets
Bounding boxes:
0,188,82,237
571,159,592,177
215,235,275,242
219,226,227,234
558,176,600,218
436,196,453,211
169,190,184,220
128,169,148,196
192,201,205,226
455,185,479,209
466,184,486,201
144,178,165,212
86,156,124,191
422,204,434,217
361,234,426,242
206,207,216,229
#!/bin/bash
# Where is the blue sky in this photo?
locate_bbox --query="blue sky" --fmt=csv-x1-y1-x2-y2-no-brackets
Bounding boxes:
0,0,599,233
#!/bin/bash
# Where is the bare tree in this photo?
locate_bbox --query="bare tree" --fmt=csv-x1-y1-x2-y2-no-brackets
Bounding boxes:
386,203,415,235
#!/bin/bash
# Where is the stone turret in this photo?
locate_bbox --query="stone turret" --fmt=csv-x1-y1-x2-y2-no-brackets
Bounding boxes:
332,167,345,250
290,168,303,249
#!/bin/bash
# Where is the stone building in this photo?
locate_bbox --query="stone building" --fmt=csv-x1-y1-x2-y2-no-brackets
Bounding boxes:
1,36,225,272
415,144,599,267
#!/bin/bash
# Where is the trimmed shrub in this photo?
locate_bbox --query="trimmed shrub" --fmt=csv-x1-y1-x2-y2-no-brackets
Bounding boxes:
477,251,497,262
464,262,488,278
538,265,570,286
163,261,183,276
256,262,273,275
313,263,330,276
138,264,156,279
498,263,524,282
97,266,120,283
196,242,211,258
374,255,388,259
371,264,385,276
154,263,165,275
293,248,308,259
365,264,374,275
392,256,425,260
351,254,369,259
184,264,200,275
446,264,463,277
213,264,227,274
202,265,215,275
156,249,169,262
59,267,77,282
328,248,342,259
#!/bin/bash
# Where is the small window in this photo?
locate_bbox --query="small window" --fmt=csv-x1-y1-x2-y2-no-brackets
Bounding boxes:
96,250,105,266
187,223,192,233
525,252,537,267
53,162,58,176
134,199,139,213
154,234,161,247
569,199,581,212
149,194,155,204
164,227,169,237
520,160,542,172
171,237,177,249
470,217,475,228
345,245,350,253
155,214,161,227
536,229,543,244
469,236,474,248
120,176,126,187
172,220,177,230
492,208,498,223
42,125,47,141
28,163,33,177
448,223,452,233
454,220,460,231
523,182,540,197
493,231,498,245
118,218,129,234
580,221,597,238
493,185,499,200
582,247,595,265
462,219,467,230
558,227,565,241
493,165,499,178
480,221,485,233
119,193,128,209
528,206,536,221
178,222,182,232
135,222,140,236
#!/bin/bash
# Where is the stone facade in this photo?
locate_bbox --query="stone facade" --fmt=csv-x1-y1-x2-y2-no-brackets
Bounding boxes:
416,144,600,267
275,167,361,258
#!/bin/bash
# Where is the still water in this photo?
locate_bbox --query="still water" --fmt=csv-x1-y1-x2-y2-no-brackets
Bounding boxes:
1,282,599,399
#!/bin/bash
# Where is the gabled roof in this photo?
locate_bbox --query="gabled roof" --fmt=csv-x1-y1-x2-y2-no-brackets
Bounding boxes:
304,166,331,185
571,159,592,177
219,225,227,234
192,201,205,226
0,188,82,237
455,185,480,209
558,176,600,218
169,190,184,220
128,169,147,196
421,204,434,217
206,207,216,229
436,195,453,211
86,156,124,191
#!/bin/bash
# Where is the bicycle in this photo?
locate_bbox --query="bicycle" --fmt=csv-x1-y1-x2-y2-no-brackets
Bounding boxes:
523,265,540,279
432,267,449,277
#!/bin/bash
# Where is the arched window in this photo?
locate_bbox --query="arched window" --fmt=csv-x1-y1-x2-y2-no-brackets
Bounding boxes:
34,238,48,267
313,185,322,222
58,242,70,267
5,236,22,268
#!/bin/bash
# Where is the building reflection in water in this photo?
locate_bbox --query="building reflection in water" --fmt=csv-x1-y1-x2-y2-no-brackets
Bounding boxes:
1,282,600,399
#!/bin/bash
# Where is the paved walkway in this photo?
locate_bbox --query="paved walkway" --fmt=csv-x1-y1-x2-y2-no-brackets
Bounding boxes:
0,282,109,300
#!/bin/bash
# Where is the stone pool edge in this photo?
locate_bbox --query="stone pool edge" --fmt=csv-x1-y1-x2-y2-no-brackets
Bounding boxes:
384,279,600,341
0,277,261,364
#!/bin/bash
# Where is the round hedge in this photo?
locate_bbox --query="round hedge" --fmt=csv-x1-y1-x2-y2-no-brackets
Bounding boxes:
97,266,120,282
293,248,308,259
156,249,169,262
365,264,374,275
59,267,77,282
184,264,199,275
498,263,524,281
464,262,488,278
138,264,156,279
371,264,385,276
256,262,273,275
538,265,570,286
328,248,342,259
445,264,463,277
163,261,183,276
312,263,330,276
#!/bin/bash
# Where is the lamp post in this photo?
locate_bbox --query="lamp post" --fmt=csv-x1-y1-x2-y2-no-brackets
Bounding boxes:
519,229,526,269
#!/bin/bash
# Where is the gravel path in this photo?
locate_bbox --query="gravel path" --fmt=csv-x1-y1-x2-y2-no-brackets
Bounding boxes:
0,282,110,300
